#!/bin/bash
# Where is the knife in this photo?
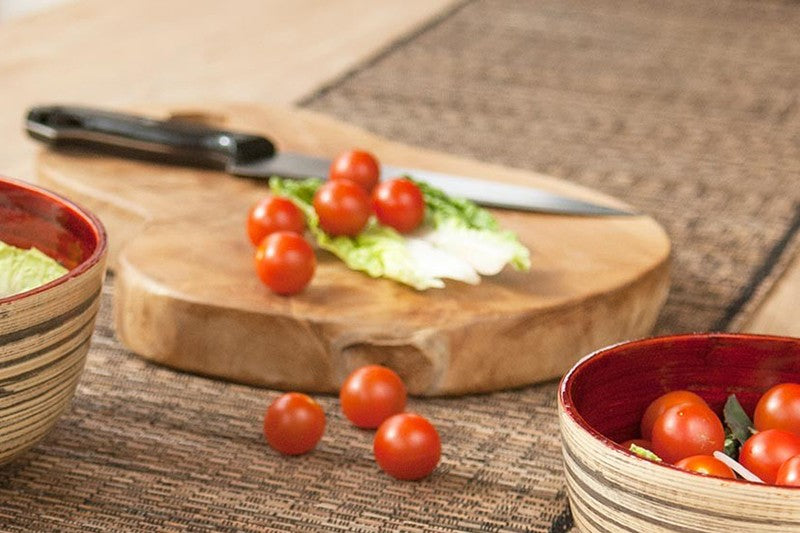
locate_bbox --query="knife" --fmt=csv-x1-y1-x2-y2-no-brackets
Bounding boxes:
25,105,634,216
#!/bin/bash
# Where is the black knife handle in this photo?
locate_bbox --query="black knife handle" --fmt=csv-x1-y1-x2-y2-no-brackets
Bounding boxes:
25,105,275,168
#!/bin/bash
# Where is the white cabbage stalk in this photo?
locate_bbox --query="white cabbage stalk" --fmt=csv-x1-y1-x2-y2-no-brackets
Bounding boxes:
418,223,522,275
404,238,479,286
712,451,763,483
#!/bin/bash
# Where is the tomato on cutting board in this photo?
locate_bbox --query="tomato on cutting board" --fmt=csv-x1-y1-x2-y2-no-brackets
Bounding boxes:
263,392,326,455
254,231,316,295
340,365,407,429
329,149,381,192
246,195,305,246
372,178,425,233
313,179,372,236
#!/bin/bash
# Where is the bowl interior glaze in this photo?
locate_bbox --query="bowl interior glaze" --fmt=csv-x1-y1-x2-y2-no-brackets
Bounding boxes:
0,177,103,273
562,334,800,446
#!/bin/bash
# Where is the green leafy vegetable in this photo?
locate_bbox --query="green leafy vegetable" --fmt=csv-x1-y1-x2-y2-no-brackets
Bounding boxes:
269,176,530,289
722,394,755,459
0,241,68,298
629,443,662,462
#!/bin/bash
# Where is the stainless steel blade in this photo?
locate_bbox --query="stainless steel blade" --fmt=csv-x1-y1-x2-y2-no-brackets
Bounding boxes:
230,152,636,216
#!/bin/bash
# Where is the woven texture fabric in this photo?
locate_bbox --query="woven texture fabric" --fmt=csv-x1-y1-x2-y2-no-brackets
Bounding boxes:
3,1,800,531
305,0,800,334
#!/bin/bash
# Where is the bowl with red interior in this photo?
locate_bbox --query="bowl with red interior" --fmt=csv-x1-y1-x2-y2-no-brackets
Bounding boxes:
0,176,107,464
559,333,800,532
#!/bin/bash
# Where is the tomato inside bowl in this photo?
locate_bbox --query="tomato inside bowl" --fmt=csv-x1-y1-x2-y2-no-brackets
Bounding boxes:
561,334,800,446
559,334,800,532
0,176,105,300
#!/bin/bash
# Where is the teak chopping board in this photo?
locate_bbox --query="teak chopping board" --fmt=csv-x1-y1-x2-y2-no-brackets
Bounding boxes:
35,103,670,395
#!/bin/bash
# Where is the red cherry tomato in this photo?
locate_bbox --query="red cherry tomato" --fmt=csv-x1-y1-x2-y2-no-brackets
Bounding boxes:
651,403,725,464
340,365,407,429
640,390,708,440
313,179,371,236
754,383,800,436
246,195,305,246
372,178,425,233
620,438,652,451
740,429,800,484
374,413,441,480
254,231,316,295
674,455,736,479
329,149,380,192
776,455,800,487
263,392,325,455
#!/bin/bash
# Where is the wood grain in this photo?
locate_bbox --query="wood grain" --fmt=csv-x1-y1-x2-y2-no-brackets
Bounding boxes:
35,103,670,395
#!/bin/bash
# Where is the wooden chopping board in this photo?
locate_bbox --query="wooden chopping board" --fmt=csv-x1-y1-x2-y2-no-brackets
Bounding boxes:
35,103,670,395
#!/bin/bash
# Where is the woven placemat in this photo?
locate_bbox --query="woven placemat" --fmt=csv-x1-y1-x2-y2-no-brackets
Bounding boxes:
3,0,800,531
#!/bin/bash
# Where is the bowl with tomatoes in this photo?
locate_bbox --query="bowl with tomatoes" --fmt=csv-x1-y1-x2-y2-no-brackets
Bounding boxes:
559,333,800,533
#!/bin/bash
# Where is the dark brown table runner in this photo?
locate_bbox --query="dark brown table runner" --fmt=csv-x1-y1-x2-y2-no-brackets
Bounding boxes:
2,1,800,531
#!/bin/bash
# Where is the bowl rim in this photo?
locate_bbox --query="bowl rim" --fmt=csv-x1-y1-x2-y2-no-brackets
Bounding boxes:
559,332,800,488
0,175,107,305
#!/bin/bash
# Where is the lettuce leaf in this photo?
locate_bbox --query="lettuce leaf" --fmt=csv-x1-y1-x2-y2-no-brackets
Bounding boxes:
269,176,530,289
0,241,68,298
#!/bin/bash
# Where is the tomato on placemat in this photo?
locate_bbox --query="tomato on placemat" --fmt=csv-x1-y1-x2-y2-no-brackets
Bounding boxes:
640,390,708,441
254,231,316,295
340,365,407,429
263,392,325,455
740,429,800,484
374,413,441,481
246,195,305,246
754,383,800,436
651,403,725,464
329,149,381,192
313,179,372,236
372,178,425,233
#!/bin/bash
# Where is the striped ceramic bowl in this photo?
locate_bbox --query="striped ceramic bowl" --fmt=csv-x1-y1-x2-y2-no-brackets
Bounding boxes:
0,177,107,464
559,333,800,533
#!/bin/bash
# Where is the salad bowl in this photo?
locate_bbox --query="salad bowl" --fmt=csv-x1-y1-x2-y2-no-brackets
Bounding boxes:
0,176,107,465
559,333,800,533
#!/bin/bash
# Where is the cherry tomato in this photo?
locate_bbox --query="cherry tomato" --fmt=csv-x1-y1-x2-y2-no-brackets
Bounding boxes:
246,195,305,246
313,179,371,236
776,455,800,487
340,365,407,429
263,392,325,455
740,429,800,484
254,231,316,295
640,390,708,440
329,149,381,192
374,413,441,480
674,455,736,479
651,403,725,464
754,383,800,436
372,178,425,233
620,438,652,451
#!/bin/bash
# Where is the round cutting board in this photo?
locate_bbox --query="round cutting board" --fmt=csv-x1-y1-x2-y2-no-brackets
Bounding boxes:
35,103,670,395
